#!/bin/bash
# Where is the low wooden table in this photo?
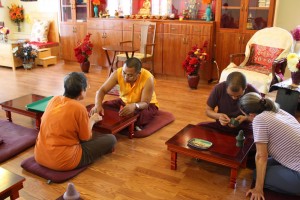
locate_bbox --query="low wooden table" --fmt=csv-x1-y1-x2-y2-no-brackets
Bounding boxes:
165,124,254,188
86,104,139,139
0,94,46,129
0,167,25,200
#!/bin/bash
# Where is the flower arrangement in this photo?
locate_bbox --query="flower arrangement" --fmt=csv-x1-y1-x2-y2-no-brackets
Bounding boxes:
12,43,39,63
0,26,10,35
182,41,209,76
291,26,300,41
202,0,212,4
74,33,93,63
8,4,24,24
92,0,100,5
287,53,300,72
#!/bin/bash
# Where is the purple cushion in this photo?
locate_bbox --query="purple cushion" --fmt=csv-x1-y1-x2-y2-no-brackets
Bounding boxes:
134,110,175,138
0,120,38,163
21,157,87,183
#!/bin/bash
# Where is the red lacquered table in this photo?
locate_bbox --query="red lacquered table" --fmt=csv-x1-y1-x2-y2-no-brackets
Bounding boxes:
165,124,254,188
0,94,45,129
86,104,139,139
0,167,25,200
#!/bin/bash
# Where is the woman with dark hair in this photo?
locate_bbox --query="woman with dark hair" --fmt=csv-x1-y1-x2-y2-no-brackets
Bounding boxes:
239,92,300,199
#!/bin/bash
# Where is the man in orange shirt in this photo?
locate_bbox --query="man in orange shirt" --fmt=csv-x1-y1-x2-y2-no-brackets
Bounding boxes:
34,72,116,171
90,57,159,130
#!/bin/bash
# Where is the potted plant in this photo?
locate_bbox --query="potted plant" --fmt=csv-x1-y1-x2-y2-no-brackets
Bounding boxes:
182,41,209,89
74,33,93,73
291,25,300,55
287,52,300,85
8,4,24,32
0,26,9,42
12,42,38,69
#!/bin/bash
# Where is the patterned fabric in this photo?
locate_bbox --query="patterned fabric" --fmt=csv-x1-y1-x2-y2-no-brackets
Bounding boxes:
28,41,59,48
236,64,272,75
253,109,300,172
246,44,284,71
30,19,50,43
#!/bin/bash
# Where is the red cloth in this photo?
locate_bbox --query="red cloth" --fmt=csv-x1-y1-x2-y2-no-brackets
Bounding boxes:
28,41,59,48
247,44,284,71
103,98,158,127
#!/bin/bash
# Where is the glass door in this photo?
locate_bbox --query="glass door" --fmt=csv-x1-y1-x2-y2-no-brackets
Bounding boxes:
61,0,72,22
75,0,87,22
245,0,271,30
220,0,242,29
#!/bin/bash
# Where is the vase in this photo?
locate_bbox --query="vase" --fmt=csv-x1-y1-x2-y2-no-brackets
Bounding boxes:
187,74,200,89
16,22,21,32
291,71,300,85
206,4,212,21
1,34,8,42
94,5,99,18
293,41,300,57
80,60,90,73
23,62,33,70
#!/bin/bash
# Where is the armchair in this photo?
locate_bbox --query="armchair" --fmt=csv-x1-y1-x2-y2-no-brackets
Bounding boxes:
115,21,156,73
219,27,293,94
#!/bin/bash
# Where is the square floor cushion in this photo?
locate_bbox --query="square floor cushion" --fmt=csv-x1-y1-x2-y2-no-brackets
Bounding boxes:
0,120,38,163
133,110,175,138
21,156,87,184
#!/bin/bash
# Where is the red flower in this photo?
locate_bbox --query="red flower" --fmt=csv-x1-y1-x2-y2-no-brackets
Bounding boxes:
74,33,93,63
182,41,209,76
291,26,300,41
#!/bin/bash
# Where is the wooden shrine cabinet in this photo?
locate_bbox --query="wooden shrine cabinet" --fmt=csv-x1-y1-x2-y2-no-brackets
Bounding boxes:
60,0,87,61
162,22,214,79
121,21,164,74
214,0,276,78
87,19,123,67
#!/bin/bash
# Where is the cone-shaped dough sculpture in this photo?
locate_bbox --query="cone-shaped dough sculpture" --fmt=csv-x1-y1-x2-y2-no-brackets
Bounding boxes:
63,182,80,200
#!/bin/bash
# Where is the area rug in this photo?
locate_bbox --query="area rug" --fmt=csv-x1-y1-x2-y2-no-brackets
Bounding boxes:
21,156,87,184
0,120,38,163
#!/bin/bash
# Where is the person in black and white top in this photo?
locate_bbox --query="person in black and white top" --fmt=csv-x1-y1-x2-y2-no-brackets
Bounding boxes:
238,92,300,199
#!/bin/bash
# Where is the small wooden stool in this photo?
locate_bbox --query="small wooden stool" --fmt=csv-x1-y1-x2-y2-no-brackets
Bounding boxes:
36,48,57,68
0,167,25,200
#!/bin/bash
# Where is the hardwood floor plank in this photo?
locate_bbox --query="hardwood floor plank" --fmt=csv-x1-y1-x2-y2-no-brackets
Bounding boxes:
0,61,298,200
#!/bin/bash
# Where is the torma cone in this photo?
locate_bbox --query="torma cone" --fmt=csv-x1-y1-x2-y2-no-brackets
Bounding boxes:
63,182,80,200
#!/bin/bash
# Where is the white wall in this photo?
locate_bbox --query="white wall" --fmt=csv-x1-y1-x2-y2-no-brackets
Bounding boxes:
274,0,300,31
274,0,300,78
0,0,59,35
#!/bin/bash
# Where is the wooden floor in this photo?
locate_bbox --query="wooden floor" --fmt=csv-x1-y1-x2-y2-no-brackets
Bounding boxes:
0,62,298,200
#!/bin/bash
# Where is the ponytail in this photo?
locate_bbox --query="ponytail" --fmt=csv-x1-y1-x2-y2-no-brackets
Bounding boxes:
239,92,279,115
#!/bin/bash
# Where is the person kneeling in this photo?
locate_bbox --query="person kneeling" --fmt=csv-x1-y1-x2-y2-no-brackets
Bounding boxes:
34,72,117,171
